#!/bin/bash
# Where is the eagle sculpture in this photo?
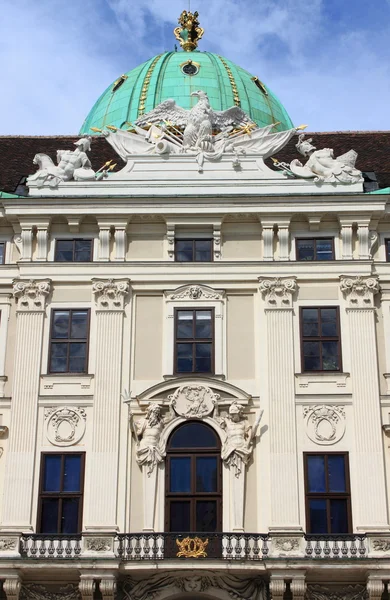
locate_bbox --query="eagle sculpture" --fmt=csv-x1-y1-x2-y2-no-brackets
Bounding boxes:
135,90,255,150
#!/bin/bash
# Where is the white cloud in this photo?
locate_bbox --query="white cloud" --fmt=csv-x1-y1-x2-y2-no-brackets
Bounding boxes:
0,0,389,134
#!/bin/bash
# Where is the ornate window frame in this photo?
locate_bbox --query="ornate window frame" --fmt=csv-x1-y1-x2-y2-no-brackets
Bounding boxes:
163,285,226,378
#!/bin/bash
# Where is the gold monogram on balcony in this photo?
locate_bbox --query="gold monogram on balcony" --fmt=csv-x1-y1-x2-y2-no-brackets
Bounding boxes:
176,536,209,558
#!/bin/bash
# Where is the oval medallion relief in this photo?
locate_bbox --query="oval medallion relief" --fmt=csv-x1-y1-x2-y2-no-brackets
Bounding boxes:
45,407,86,447
304,405,346,446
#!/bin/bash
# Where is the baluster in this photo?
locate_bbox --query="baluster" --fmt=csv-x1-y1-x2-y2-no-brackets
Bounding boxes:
350,537,357,557
358,535,367,556
333,538,340,557
57,537,64,557
75,537,81,556
252,535,260,559
31,536,37,557
305,537,313,557
341,538,348,556
65,537,72,556
262,535,269,558
39,538,46,556
226,534,233,559
135,535,141,556
314,539,322,557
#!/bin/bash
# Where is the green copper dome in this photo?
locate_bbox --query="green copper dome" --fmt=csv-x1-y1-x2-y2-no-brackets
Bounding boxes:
79,51,294,135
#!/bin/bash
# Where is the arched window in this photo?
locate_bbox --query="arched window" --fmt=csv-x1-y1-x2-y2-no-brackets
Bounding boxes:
166,421,222,532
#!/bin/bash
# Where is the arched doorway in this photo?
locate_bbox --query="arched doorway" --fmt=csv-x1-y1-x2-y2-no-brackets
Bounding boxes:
165,421,222,532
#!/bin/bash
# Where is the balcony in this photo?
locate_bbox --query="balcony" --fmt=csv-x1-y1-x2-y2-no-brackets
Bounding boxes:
16,533,371,561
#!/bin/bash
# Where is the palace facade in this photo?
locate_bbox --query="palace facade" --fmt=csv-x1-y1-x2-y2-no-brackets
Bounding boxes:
0,10,390,600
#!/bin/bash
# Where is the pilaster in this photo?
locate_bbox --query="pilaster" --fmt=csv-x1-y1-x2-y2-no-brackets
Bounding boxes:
259,277,301,529
1,280,51,530
340,275,389,529
84,279,130,529
339,218,354,260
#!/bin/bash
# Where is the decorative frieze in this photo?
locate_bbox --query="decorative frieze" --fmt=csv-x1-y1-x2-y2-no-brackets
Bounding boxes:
259,277,297,308
44,406,86,447
92,278,130,310
340,275,380,308
85,536,112,552
12,279,51,311
303,404,346,445
306,585,368,600
0,537,18,550
273,537,300,553
371,538,390,552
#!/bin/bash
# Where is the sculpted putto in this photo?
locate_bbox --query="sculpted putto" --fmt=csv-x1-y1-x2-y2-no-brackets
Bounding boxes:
215,401,263,477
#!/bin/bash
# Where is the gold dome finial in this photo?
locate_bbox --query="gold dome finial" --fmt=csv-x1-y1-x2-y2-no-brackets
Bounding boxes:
174,10,204,52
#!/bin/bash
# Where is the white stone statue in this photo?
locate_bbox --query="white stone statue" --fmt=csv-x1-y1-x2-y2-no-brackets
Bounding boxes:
27,137,96,188
215,401,263,477
135,90,254,151
129,404,166,476
285,134,363,184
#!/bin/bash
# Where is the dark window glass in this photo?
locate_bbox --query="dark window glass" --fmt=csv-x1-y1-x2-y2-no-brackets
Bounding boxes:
170,457,191,492
301,307,341,372
0,243,5,264
305,453,351,534
49,309,89,374
38,453,84,534
175,309,213,374
296,238,334,261
386,240,390,262
166,423,221,533
55,239,92,262
170,422,220,449
175,239,212,262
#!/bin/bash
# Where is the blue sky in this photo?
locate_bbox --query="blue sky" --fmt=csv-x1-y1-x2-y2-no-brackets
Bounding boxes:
0,0,389,134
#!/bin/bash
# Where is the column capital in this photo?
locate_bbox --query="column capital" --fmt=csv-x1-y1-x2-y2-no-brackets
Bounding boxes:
259,277,297,308
340,275,380,308
12,279,51,311
92,278,130,311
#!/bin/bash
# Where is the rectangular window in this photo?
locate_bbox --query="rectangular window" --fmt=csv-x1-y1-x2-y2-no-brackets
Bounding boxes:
175,308,214,374
38,453,85,534
304,453,351,533
55,239,93,262
385,239,390,262
49,309,90,373
300,307,341,372
0,243,5,264
175,239,213,262
296,238,334,261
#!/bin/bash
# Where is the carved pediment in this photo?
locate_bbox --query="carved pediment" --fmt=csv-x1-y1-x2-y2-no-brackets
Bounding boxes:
165,284,225,301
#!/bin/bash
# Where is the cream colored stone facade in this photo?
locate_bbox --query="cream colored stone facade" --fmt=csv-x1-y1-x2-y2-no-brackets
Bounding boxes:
0,182,390,600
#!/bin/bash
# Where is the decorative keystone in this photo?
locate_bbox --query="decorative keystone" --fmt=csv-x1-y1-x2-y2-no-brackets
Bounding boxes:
259,277,297,308
92,279,130,310
340,275,380,308
12,279,51,311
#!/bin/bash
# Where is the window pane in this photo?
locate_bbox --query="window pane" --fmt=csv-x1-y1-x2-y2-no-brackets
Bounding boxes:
196,457,218,492
196,500,217,532
177,311,193,338
63,455,81,492
316,239,333,260
170,501,191,531
0,243,4,264
74,240,92,262
309,499,328,533
330,499,349,533
170,423,219,449
303,341,321,371
321,308,337,337
386,241,390,262
297,239,314,261
43,455,62,492
68,343,87,373
195,343,212,372
55,241,73,262
195,311,212,338
328,455,346,492
176,240,193,262
307,455,326,492
61,498,80,533
41,498,59,533
321,341,339,370
176,343,193,372
50,343,68,373
70,311,88,339
52,311,70,338
195,240,212,261
302,309,319,336
170,457,191,492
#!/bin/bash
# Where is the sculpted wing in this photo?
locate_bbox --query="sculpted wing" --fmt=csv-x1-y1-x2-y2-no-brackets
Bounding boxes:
211,106,255,129
135,99,190,127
